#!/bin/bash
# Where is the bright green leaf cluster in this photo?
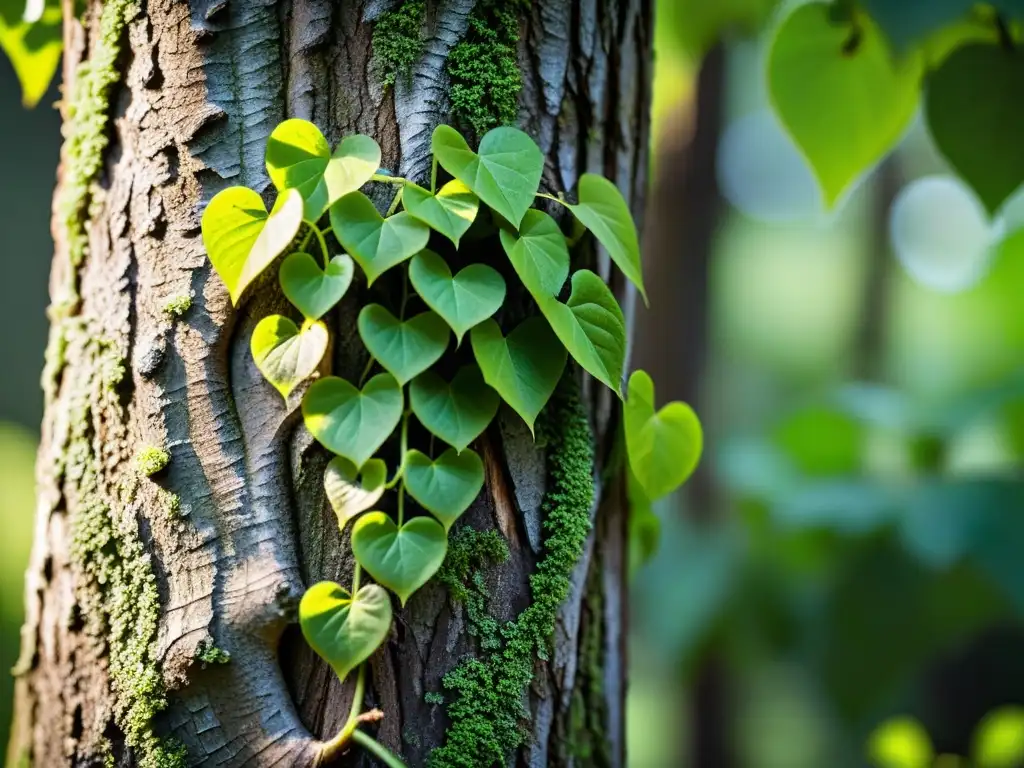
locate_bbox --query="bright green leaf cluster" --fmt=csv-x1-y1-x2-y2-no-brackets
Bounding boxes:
199,117,701,762
867,707,1024,768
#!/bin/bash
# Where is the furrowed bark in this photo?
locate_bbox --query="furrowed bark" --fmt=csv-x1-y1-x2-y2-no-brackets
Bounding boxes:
8,1,652,766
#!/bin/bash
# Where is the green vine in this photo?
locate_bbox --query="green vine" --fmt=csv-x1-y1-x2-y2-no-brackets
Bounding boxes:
447,0,528,135
428,378,594,768
372,0,426,89
200,116,699,766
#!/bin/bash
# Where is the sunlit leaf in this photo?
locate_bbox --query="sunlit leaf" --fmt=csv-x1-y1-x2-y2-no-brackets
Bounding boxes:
0,0,61,108
202,187,304,304
973,706,1024,768
299,581,392,683
324,456,387,530
866,717,934,768
402,179,480,246
250,315,328,399
266,120,381,220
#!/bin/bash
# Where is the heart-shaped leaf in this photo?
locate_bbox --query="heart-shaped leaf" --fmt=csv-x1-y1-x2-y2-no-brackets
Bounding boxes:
408,250,506,344
358,304,449,385
0,0,62,108
432,124,544,228
470,317,566,433
624,370,703,501
767,3,921,207
404,448,485,530
402,179,480,246
279,252,354,320
561,174,647,304
324,456,388,530
299,581,393,683
250,315,329,398
266,119,381,220
303,373,404,467
926,43,1024,215
351,513,448,606
537,270,626,396
498,210,570,302
329,192,431,285
202,187,305,304
409,365,499,452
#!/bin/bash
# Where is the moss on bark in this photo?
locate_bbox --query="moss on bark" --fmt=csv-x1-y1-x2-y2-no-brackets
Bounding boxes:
429,376,595,767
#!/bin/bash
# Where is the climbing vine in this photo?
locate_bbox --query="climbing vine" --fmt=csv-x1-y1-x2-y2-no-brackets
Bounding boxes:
200,117,702,764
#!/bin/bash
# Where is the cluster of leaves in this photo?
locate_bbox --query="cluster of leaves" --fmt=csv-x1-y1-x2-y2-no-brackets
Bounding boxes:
200,117,702,759
767,0,1024,215
869,707,1024,768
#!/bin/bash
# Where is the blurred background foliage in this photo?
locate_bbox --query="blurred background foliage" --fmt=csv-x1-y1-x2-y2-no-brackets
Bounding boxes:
5,1,1024,766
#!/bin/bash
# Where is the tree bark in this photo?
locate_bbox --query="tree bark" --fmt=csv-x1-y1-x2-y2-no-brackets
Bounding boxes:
7,1,652,767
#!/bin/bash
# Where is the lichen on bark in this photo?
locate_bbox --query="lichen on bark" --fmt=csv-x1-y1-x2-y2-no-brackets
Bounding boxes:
429,376,596,767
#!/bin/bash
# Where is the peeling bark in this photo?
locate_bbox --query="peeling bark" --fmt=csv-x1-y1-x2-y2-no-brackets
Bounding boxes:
9,1,652,766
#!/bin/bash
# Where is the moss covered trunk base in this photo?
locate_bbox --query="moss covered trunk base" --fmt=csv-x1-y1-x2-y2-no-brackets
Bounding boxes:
8,0,651,765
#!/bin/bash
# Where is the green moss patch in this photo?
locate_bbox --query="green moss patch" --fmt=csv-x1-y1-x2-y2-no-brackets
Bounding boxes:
373,0,426,89
429,378,595,767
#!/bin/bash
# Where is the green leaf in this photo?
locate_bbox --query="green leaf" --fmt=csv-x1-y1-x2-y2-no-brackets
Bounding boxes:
408,250,506,344
926,43,1024,214
329,192,431,285
431,124,544,228
0,0,61,108
537,270,626,395
299,581,393,684
324,456,388,530
767,3,921,207
279,252,354,321
266,119,381,220
973,706,1024,768
404,448,485,531
303,374,404,467
563,174,647,303
351,513,448,606
202,187,304,304
250,315,328,399
624,370,702,500
866,717,934,768
469,317,567,433
357,304,450,385
402,179,480,246
409,365,499,452
498,210,570,300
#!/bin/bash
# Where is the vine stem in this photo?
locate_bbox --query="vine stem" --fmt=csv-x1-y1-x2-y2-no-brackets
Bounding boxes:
319,665,366,762
313,226,331,267
358,355,374,387
351,730,408,768
536,191,565,204
372,173,408,185
386,186,404,217
351,561,361,594
385,411,410,490
397,482,406,527
431,156,438,194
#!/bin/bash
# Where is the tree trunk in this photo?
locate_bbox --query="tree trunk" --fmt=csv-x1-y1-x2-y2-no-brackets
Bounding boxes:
7,1,652,766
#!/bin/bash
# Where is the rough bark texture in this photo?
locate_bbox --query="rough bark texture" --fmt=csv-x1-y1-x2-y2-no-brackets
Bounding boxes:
8,1,652,766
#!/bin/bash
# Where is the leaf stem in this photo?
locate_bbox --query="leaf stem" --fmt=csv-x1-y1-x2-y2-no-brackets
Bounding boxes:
352,561,361,594
372,174,408,185
430,156,438,195
358,355,375,387
386,186,405,217
536,191,565,204
397,482,406,527
400,266,410,319
351,730,408,768
313,226,331,267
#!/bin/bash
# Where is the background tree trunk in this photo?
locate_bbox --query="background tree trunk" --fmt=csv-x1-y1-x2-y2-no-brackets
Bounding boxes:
7,1,652,766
